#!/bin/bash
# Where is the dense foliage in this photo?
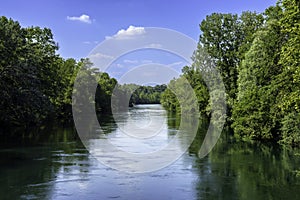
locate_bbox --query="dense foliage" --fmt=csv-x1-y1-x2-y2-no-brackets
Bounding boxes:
0,16,117,130
1,0,299,146
0,16,167,132
161,0,300,146
113,84,167,109
130,84,166,104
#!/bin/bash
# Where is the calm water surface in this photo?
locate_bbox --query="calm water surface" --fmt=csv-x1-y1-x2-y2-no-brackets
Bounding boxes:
1,104,300,199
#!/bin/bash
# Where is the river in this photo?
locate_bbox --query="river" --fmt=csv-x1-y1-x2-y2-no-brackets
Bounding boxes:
1,104,300,199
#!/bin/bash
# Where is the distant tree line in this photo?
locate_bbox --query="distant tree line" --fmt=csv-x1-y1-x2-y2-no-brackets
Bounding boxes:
116,84,166,106
131,84,167,104
161,0,300,146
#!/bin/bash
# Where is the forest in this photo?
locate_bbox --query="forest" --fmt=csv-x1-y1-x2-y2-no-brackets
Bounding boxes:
118,84,167,106
0,0,299,146
0,16,166,131
161,0,300,146
0,17,118,130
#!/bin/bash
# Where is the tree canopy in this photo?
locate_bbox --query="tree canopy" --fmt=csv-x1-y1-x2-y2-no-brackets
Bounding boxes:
161,0,300,146
0,16,117,131
1,0,299,146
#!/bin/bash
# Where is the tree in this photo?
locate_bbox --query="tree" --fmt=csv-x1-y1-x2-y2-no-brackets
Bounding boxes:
276,0,300,145
232,5,284,141
0,17,56,127
199,12,264,117
95,72,117,113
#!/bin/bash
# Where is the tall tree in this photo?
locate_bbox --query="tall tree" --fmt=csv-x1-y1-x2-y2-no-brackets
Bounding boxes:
0,17,55,126
232,5,284,141
200,12,264,115
276,0,300,145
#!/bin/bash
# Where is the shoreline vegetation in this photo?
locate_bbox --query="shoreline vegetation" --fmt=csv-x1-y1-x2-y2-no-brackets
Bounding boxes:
1,0,299,146
161,0,300,146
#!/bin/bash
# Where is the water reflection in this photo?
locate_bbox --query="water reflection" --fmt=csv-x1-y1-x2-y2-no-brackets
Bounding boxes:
190,129,300,199
0,125,90,199
88,104,199,173
0,105,300,199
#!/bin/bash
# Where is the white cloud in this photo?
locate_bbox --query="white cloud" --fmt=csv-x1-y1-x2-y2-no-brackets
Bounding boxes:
141,60,153,64
67,14,92,24
116,63,124,68
89,53,114,59
83,41,99,45
123,59,139,64
168,61,183,67
106,25,146,40
110,71,123,77
145,43,162,48
83,41,91,44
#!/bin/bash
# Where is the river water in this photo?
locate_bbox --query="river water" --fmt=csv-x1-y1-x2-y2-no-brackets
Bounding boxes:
1,104,300,199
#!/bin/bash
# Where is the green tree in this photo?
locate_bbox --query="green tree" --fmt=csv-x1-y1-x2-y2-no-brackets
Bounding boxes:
276,0,300,145
232,5,284,141
0,17,58,127
200,12,264,115
95,72,117,113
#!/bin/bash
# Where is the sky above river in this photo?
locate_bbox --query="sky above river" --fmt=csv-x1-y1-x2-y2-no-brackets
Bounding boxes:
0,0,277,82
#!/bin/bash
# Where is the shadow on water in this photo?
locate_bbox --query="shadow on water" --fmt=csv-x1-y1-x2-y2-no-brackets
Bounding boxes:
178,116,300,200
1,106,300,199
0,123,90,200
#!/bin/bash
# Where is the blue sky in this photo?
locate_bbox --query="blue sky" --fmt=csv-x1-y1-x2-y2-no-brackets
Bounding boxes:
1,0,277,59
0,0,277,83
